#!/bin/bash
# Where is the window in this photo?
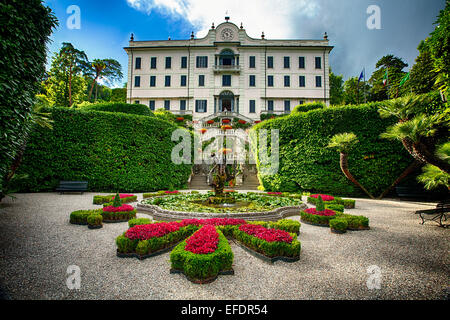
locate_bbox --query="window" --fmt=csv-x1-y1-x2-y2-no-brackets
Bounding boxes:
315,57,322,69
164,100,170,110
195,100,207,113
199,75,205,87
299,56,305,69
134,100,140,104
284,75,290,87
165,57,171,69
267,56,273,68
150,57,157,69
149,100,155,111
135,57,141,69
299,75,305,87
316,76,322,87
150,76,156,87
284,100,291,112
180,100,186,111
180,75,187,87
222,75,231,87
249,56,256,68
249,75,256,87
249,100,256,113
196,56,208,68
267,75,274,87
267,100,274,112
284,56,290,68
165,75,171,87
134,76,140,87
181,56,187,69
299,100,304,105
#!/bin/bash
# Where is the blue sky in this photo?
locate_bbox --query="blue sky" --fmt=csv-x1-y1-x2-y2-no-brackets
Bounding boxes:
44,0,445,87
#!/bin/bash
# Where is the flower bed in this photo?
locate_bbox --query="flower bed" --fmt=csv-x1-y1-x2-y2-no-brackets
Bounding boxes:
70,209,103,225
93,194,137,205
300,208,337,226
307,195,356,209
233,224,300,259
170,227,233,283
102,204,136,221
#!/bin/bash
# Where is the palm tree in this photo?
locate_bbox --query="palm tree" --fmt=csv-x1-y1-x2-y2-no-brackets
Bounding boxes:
87,59,122,101
328,133,375,199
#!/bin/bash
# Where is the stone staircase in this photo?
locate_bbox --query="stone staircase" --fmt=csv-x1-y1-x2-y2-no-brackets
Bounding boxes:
235,172,260,190
189,174,210,190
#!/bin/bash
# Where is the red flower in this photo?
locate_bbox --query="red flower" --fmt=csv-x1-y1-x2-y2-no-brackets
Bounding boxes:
165,190,179,194
125,222,181,240
254,120,261,124
207,120,214,124
112,194,135,200
176,117,185,121
267,192,282,195
185,225,219,254
238,120,246,124
222,119,231,124
310,194,335,201
180,218,246,227
304,208,336,216
103,204,135,212
239,224,293,243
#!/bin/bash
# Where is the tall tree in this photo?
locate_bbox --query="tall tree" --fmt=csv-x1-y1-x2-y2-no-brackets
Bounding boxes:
86,59,123,101
369,55,408,101
329,70,344,105
409,40,438,94
343,77,371,105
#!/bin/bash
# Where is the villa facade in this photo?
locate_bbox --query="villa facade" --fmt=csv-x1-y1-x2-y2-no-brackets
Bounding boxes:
124,17,333,121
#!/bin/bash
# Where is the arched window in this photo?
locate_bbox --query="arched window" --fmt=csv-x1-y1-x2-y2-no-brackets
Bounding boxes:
219,49,236,66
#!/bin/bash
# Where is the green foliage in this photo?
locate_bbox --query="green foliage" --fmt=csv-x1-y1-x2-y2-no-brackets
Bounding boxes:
329,71,345,105
335,213,369,230
329,218,348,232
87,214,103,226
292,102,325,114
417,142,450,190
93,194,137,204
128,218,152,228
307,196,356,209
260,113,288,121
70,209,103,224
233,228,301,258
252,103,411,196
170,228,233,280
380,114,440,143
328,132,359,154
300,210,336,226
15,108,192,192
112,192,122,207
110,88,127,103
0,0,57,197
269,219,301,234
316,195,325,211
342,77,371,105
80,102,153,116
101,209,136,221
409,40,438,94
154,108,176,122
325,203,345,212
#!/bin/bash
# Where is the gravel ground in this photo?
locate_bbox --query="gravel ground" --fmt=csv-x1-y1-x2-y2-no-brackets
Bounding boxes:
0,192,448,300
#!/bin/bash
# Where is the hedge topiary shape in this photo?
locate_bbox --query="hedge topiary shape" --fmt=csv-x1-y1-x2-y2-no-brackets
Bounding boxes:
316,195,325,212
112,192,122,207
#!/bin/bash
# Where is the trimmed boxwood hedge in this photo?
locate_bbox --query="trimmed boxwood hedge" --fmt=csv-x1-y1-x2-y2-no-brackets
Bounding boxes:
93,194,137,205
307,196,355,209
170,228,233,281
329,218,348,233
15,107,192,192
70,209,103,224
300,211,336,226
292,102,325,114
81,102,154,116
233,228,300,258
101,209,136,221
252,103,412,196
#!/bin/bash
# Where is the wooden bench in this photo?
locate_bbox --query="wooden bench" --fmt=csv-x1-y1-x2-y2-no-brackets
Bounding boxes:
56,181,88,194
415,199,449,228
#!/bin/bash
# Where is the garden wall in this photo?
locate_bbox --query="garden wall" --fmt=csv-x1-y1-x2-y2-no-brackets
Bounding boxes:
16,107,192,192
252,103,413,196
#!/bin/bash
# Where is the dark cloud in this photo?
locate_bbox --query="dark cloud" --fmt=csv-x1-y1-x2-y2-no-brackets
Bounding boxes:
289,0,445,80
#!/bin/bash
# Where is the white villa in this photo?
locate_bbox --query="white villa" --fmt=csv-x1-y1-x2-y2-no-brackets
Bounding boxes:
124,16,333,122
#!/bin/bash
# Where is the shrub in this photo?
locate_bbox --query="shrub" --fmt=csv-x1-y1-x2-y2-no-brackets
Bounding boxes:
325,203,345,212
87,214,103,227
102,204,136,221
81,102,153,116
329,218,348,233
170,228,233,281
270,219,301,234
292,102,325,114
336,213,369,230
334,198,356,209
15,108,192,192
93,194,137,205
252,103,412,196
300,209,337,226
234,226,300,258
128,218,152,228
316,195,325,212
70,209,103,224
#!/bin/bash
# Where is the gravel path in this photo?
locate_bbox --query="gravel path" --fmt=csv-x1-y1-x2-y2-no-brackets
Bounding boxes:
0,192,448,300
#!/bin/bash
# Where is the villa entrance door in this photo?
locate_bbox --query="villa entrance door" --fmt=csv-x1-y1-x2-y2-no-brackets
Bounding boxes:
222,99,232,112
219,91,234,112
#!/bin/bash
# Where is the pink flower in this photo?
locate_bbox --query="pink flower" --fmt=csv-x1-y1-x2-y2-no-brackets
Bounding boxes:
239,224,293,243
180,218,246,227
310,194,335,201
184,225,219,254
304,208,336,216
112,194,135,200
164,190,179,194
103,204,135,212
267,192,282,195
125,222,181,240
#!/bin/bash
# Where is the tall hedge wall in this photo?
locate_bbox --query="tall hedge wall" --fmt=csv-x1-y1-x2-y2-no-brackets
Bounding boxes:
252,103,413,197
15,108,192,192
80,102,154,116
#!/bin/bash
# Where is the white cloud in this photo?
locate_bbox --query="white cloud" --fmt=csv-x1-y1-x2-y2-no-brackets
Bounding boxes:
126,0,321,39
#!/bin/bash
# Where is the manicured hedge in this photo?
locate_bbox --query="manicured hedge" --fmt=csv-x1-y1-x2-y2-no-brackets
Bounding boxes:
170,228,233,281
93,194,137,205
307,196,355,209
81,102,154,116
300,210,337,226
329,218,348,233
101,208,136,221
292,102,325,114
128,218,152,228
70,209,103,224
252,103,412,196
15,108,192,192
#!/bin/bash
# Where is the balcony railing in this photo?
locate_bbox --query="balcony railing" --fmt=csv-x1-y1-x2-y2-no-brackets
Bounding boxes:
171,110,193,115
213,64,241,73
